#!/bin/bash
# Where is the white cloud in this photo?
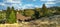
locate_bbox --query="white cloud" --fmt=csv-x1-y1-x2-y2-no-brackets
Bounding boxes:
45,4,55,7
40,0,56,1
55,1,60,3
2,0,22,9
8,3,22,9
0,3,5,6
34,5,42,8
24,4,33,7
35,5,40,8
4,0,21,4
33,0,36,1
35,5,39,7
1,0,58,9
40,0,56,7
45,2,56,5
21,4,34,9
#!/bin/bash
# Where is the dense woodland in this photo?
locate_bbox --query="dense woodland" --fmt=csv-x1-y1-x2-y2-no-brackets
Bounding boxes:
0,4,60,23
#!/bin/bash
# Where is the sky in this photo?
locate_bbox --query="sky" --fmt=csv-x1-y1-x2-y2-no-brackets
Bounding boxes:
0,0,60,10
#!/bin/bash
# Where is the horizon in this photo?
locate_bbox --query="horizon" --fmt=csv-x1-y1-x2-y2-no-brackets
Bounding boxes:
0,0,60,10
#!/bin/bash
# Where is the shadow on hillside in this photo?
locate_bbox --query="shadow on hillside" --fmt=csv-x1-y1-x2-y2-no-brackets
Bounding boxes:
24,14,55,22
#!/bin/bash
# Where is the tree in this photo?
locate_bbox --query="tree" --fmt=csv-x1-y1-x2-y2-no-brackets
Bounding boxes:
6,7,10,17
42,4,48,16
8,10,16,23
6,7,16,23
6,7,11,23
32,9,40,19
23,10,26,16
11,6,14,10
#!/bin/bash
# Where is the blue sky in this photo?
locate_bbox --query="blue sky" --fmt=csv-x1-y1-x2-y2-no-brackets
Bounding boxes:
0,0,60,10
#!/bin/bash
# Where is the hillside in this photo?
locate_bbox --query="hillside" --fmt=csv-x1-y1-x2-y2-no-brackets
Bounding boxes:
0,15,60,27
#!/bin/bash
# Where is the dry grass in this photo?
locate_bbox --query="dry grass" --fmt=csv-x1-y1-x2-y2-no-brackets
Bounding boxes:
0,15,60,27
0,21,58,27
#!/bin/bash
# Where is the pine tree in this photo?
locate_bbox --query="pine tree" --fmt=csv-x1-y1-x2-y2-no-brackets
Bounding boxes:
23,10,26,16
6,7,10,17
11,6,14,10
6,7,11,23
9,10,16,23
42,4,48,16
9,7,16,23
33,9,40,19
6,7,16,23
